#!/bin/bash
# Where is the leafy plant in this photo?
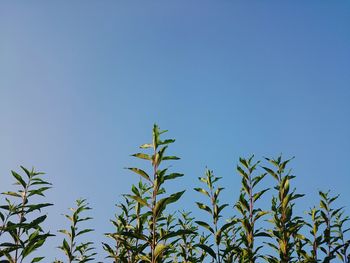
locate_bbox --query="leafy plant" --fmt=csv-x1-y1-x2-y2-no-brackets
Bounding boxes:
56,199,96,263
103,180,151,263
263,156,304,263
175,211,206,263
194,169,236,263
103,195,135,262
106,124,190,263
301,206,324,262
317,191,348,262
235,156,269,263
334,210,350,262
0,166,53,263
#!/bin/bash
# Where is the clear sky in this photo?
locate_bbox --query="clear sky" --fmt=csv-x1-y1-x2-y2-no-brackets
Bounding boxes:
1,1,349,261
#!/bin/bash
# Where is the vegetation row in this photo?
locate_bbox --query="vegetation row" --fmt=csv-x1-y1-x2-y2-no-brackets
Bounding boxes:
1,125,349,263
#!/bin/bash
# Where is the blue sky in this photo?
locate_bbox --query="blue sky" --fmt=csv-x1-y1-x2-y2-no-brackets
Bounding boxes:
1,1,350,261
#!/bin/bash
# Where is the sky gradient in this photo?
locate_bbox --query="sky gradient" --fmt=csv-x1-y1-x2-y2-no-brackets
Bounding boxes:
1,1,350,261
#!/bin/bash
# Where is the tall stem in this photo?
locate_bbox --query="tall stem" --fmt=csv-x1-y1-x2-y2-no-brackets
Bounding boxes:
248,171,254,262
209,185,221,263
15,177,30,263
151,146,158,263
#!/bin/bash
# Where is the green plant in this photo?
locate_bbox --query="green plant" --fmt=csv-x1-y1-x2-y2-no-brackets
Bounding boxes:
263,156,304,263
334,211,350,262
317,191,348,262
104,180,152,262
235,156,269,263
194,169,236,263
106,124,190,263
0,166,53,263
103,180,151,262
103,195,135,262
302,206,324,262
175,211,206,263
57,199,96,262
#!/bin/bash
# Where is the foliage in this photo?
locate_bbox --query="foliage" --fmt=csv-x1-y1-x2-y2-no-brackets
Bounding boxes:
174,211,207,263
235,156,269,263
56,199,96,263
195,169,237,263
103,180,151,262
0,167,53,263
1,125,350,263
263,157,305,263
103,124,190,263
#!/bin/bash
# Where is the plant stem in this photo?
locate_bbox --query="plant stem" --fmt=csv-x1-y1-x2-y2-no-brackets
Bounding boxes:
151,145,158,263
15,177,30,263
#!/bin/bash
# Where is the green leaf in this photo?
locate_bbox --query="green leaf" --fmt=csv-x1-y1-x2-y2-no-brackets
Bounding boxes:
254,231,270,237
164,173,184,181
28,187,51,197
196,244,217,259
25,203,53,213
125,194,149,208
31,257,44,262
252,173,267,187
27,215,47,229
11,171,27,188
253,188,269,202
154,191,185,219
217,203,228,215
132,153,151,160
140,143,153,149
159,139,176,145
196,202,212,214
77,229,94,236
62,238,71,257
22,233,51,258
237,166,248,179
262,166,279,181
154,243,168,259
119,231,148,241
254,210,269,222
2,191,21,198
127,168,151,182
20,166,33,178
195,221,214,234
194,188,210,197
162,156,180,160
159,229,195,242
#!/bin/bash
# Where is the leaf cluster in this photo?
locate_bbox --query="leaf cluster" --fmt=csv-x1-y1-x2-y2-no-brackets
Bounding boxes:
0,167,53,263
